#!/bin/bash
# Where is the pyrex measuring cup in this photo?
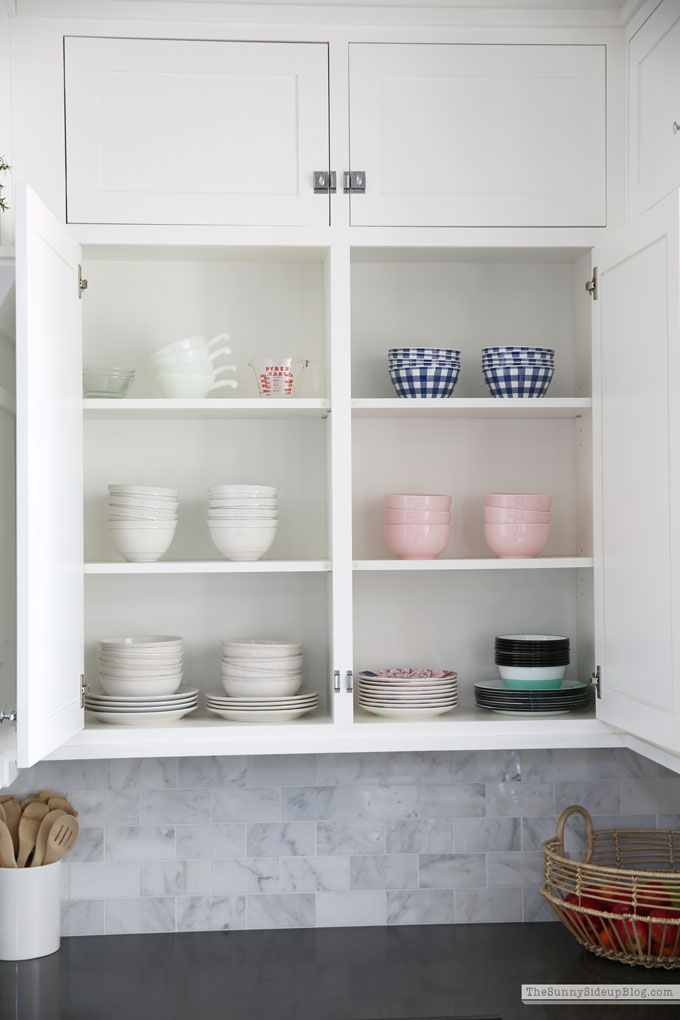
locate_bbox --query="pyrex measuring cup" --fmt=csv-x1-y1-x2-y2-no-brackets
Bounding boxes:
249,357,316,397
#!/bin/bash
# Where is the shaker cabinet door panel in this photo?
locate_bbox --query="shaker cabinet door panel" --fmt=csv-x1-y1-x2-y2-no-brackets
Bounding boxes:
64,37,330,226
15,184,84,766
593,189,680,754
348,43,606,227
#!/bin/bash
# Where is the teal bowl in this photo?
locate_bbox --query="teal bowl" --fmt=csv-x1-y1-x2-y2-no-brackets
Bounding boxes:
501,676,564,691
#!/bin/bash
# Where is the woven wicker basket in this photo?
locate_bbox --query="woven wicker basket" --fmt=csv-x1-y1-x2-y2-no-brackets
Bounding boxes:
541,805,680,969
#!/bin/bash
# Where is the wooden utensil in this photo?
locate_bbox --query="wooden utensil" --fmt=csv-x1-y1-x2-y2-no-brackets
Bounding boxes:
0,819,17,867
0,803,5,823
38,790,63,803
47,797,78,818
31,809,65,867
43,815,80,865
16,804,48,867
2,798,21,857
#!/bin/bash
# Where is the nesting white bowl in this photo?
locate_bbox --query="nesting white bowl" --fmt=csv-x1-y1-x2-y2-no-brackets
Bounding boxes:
208,522,277,561
221,639,303,658
221,676,303,698
100,676,184,697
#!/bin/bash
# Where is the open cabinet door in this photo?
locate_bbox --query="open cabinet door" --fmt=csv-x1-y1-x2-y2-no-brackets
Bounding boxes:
592,189,680,755
0,255,16,787
15,185,84,767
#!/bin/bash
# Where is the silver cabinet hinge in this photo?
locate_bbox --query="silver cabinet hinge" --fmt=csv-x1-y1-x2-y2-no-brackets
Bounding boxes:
345,670,353,693
78,265,88,299
585,266,598,301
343,171,366,194
314,171,336,194
0,707,17,725
333,669,341,693
80,674,90,708
590,665,601,699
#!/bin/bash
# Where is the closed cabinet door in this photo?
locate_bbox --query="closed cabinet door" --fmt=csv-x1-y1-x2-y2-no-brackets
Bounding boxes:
592,188,680,755
64,37,330,227
628,0,680,217
348,43,606,227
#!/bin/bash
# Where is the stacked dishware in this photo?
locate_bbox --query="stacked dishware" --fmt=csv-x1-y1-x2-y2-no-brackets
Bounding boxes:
83,365,135,398
150,332,238,398
495,634,570,689
220,638,304,697
85,688,199,725
388,347,461,398
107,484,179,562
384,493,452,559
482,346,555,398
207,485,278,561
474,679,590,716
357,668,458,719
484,492,552,558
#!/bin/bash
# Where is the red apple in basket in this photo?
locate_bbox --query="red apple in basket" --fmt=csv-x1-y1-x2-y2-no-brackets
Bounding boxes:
611,917,649,953
562,892,604,938
648,907,680,948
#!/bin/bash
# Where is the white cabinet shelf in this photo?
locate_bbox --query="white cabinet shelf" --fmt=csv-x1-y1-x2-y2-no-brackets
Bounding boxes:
83,399,330,420
84,560,331,574
353,557,593,571
351,398,592,420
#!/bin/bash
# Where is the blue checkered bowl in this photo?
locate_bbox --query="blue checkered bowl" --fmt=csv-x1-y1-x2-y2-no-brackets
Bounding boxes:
389,348,460,362
483,364,554,398
482,346,555,358
390,358,461,369
390,364,460,398
482,358,554,371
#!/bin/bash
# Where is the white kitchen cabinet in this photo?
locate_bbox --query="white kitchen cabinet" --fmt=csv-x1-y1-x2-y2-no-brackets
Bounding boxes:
628,0,680,218
348,44,606,228
64,37,330,227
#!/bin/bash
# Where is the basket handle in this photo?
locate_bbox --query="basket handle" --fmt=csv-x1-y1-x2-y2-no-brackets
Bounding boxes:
555,804,594,863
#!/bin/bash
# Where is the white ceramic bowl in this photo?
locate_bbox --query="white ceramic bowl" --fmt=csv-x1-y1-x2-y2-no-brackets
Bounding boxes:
108,485,178,498
108,526,177,562
99,676,184,696
207,509,278,520
208,523,277,561
221,676,303,697
108,509,178,522
209,485,278,496
497,664,568,682
100,635,183,650
222,654,304,673
99,655,183,670
108,519,178,530
99,662,183,677
209,499,278,510
221,639,303,658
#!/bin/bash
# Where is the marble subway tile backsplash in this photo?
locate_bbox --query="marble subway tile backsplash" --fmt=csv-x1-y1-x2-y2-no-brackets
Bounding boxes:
4,748,679,936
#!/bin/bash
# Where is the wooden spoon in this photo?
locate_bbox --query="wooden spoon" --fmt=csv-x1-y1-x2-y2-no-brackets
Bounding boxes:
43,815,80,865
16,802,48,867
1,798,21,857
47,797,78,818
31,809,65,867
0,803,5,823
0,819,17,867
38,790,63,803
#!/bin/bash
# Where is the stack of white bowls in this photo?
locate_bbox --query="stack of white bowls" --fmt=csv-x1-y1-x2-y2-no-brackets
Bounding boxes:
220,639,304,697
97,635,184,696
150,332,238,399
207,485,278,561
107,485,179,562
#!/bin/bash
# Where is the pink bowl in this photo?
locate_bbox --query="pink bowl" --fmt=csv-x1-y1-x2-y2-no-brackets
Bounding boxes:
484,506,551,525
384,508,451,525
384,493,452,511
484,493,552,512
384,523,451,559
484,522,551,558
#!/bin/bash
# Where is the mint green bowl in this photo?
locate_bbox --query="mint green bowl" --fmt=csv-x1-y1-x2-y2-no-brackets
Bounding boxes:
501,676,565,690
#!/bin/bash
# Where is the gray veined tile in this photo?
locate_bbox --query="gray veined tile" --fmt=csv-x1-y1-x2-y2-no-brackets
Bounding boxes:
417,784,485,818
246,755,316,788
69,791,141,827
141,789,211,825
418,853,486,889
246,822,315,858
106,897,176,934
36,760,108,791
69,862,140,900
212,858,280,895
177,895,246,932
282,786,349,821
521,816,558,852
385,819,453,855
523,887,560,923
106,826,175,862
317,891,386,927
387,889,454,925
67,828,104,863
212,787,280,823
455,888,522,923
280,857,349,893
141,861,210,897
454,750,521,783
350,854,418,891
521,749,589,781
350,785,417,820
486,851,545,887
61,900,106,937
562,814,656,852
486,782,554,817
554,781,620,817
178,756,246,788
4,765,40,798
108,758,178,790
317,821,384,856
589,748,658,781
176,823,245,860
315,753,388,787
621,779,680,815
454,817,520,853
385,752,455,785
247,893,315,930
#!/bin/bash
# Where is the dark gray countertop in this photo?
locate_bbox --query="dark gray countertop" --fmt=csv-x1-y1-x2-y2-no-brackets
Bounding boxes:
2,923,680,1020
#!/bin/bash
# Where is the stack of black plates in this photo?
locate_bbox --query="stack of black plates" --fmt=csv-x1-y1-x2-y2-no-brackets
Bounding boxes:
495,633,570,690
474,679,591,716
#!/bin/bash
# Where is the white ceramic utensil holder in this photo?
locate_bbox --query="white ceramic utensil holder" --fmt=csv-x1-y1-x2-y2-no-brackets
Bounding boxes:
0,860,62,960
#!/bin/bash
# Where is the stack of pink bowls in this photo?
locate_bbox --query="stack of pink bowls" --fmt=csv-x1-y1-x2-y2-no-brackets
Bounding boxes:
483,493,552,558
384,493,452,559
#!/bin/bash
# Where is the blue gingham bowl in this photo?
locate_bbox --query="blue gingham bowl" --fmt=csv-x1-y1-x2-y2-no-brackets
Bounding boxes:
482,346,555,359
390,358,461,370
390,347,460,360
483,363,554,398
390,363,460,398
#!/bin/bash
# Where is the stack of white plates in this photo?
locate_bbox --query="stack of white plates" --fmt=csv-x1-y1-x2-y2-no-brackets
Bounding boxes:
84,687,198,725
357,668,459,719
98,635,184,696
107,485,179,563
206,690,318,723
207,485,279,562
221,638,303,697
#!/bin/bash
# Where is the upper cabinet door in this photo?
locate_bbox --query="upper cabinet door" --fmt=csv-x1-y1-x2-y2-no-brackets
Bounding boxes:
64,37,330,227
628,0,680,217
15,184,84,767
348,43,606,228
593,189,680,755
